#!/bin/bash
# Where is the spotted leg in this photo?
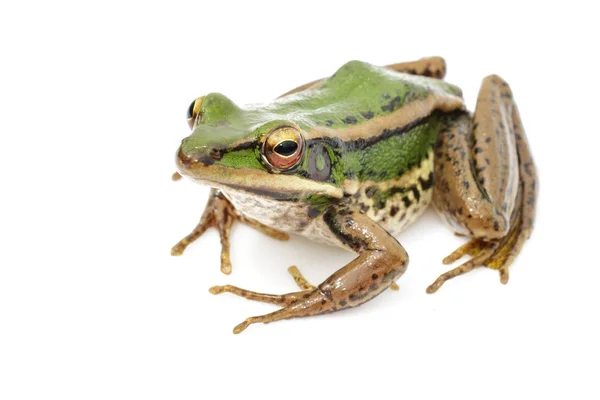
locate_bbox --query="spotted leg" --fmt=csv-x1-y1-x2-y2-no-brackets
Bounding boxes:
171,188,289,274
428,75,537,292
209,205,408,333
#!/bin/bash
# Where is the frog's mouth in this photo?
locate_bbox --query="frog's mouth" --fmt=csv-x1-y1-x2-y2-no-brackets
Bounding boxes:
176,147,343,200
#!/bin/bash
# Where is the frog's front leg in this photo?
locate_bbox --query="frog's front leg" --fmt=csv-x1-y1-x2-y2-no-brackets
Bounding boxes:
210,205,408,334
171,188,289,274
428,75,537,292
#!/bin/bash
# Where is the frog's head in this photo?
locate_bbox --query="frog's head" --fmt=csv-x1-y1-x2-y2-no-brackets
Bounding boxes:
176,93,343,201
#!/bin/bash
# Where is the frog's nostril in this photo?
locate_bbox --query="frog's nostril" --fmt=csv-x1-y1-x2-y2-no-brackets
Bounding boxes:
176,147,200,167
177,146,223,169
209,148,223,161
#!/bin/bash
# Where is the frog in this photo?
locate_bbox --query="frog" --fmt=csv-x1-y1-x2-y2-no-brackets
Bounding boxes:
171,57,537,334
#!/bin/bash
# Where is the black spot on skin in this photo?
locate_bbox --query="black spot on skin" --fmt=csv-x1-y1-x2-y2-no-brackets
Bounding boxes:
339,299,347,307
474,147,483,154
325,120,334,126
382,269,400,284
390,206,399,217
361,111,374,119
402,197,412,207
349,292,370,302
369,284,379,292
485,137,492,143
419,172,434,191
365,186,378,198
381,96,402,112
493,221,500,231
458,207,463,215
321,299,327,305
371,273,379,280
323,207,369,252
307,207,322,218
410,186,421,202
463,181,470,189
343,116,358,124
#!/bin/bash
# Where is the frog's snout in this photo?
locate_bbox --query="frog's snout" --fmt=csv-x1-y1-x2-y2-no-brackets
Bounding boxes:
176,145,223,173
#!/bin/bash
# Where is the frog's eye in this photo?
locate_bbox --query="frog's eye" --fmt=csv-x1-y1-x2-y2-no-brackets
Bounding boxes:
263,126,304,170
186,96,204,129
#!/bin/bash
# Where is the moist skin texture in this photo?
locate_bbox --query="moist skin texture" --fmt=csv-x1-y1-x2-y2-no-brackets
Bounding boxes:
172,57,537,333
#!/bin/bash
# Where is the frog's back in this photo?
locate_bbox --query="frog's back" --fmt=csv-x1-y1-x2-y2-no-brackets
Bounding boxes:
266,60,464,132
283,61,466,236
221,61,467,241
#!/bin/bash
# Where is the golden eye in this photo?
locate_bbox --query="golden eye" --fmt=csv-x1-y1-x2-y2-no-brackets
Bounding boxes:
186,96,204,129
263,126,304,170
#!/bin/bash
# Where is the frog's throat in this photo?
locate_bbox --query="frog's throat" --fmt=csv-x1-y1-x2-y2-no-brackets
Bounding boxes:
177,158,344,200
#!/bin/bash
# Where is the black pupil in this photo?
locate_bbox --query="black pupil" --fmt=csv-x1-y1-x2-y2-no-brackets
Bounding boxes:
274,140,298,157
187,101,195,119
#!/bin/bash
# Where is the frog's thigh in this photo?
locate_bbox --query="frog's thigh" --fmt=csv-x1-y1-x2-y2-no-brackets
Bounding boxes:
385,56,446,79
430,75,537,291
229,206,408,333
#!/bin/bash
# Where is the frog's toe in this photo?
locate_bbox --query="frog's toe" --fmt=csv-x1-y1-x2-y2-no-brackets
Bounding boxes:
499,267,509,284
427,210,529,293
232,317,266,334
287,266,315,290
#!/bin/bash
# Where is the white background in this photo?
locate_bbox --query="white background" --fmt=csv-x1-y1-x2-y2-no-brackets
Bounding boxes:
1,1,599,399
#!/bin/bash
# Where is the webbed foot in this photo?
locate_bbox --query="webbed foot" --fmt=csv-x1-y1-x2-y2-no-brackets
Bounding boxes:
427,209,530,293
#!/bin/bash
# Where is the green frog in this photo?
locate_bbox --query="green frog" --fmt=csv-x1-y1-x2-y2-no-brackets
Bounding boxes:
171,57,537,334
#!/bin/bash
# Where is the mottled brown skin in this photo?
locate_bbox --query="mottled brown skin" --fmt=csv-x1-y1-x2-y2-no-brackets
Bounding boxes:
428,76,536,292
172,57,536,333
210,205,408,334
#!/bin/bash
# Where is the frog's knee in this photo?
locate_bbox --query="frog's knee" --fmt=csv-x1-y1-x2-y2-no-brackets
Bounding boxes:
467,212,510,240
482,74,513,95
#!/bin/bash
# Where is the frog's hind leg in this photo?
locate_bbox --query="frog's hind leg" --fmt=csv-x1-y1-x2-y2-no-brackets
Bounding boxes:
385,56,446,79
428,75,537,293
210,206,408,334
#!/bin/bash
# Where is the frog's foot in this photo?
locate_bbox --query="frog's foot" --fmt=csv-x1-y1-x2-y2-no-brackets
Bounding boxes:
209,205,408,334
428,191,531,293
172,171,182,181
171,188,289,274
208,267,314,307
